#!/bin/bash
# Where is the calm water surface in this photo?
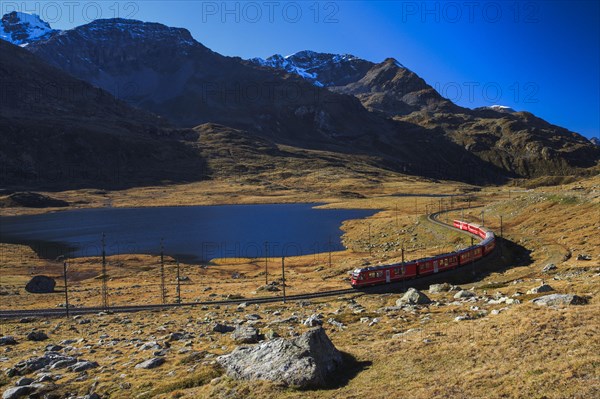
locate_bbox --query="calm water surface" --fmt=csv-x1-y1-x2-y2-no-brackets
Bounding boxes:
0,204,376,263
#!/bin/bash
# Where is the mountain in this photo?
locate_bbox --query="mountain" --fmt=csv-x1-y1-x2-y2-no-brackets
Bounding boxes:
0,11,58,45
16,15,600,181
590,137,600,146
252,50,599,177
249,50,374,87
0,40,207,189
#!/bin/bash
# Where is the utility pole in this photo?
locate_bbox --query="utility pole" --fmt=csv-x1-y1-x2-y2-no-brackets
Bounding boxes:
63,259,69,318
500,215,503,237
264,241,269,285
470,237,475,276
439,198,442,213
395,203,398,228
101,233,109,310
281,257,286,303
328,236,332,268
368,224,372,255
160,239,166,304
176,260,181,304
481,210,485,226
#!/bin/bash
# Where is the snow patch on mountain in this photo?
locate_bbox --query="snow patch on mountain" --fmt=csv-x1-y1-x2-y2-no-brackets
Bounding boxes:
0,11,58,46
484,105,516,113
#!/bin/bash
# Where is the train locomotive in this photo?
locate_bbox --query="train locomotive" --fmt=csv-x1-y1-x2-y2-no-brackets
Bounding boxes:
350,220,496,288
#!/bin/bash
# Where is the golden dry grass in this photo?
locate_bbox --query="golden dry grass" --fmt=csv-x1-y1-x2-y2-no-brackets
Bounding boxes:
1,174,599,398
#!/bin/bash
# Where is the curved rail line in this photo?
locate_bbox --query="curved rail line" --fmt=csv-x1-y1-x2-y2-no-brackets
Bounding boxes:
0,208,487,319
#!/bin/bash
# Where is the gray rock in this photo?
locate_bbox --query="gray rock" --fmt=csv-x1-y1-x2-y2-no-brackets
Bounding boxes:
0,336,17,346
576,254,592,261
26,331,48,342
2,386,35,399
25,276,56,294
139,341,162,351
428,283,451,293
303,314,323,327
217,328,342,388
231,325,259,344
13,353,77,374
245,314,262,321
15,377,33,386
135,357,165,369
531,294,588,306
44,344,63,352
542,263,557,273
527,284,554,294
263,329,279,340
212,324,235,333
396,288,431,305
69,361,98,372
453,290,475,299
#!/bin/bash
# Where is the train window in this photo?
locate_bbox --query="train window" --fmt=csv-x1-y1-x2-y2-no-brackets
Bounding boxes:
375,271,383,278
368,272,375,278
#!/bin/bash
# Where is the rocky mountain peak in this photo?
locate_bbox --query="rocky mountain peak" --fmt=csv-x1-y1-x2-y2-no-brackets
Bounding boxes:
0,11,58,46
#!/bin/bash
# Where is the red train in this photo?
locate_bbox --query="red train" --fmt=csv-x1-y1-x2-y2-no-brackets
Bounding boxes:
350,220,496,288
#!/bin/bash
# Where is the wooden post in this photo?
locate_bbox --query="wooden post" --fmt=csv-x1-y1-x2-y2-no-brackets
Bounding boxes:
328,236,332,268
368,224,372,255
264,242,269,286
160,239,166,304
63,260,69,318
176,260,181,304
101,233,108,310
281,257,286,303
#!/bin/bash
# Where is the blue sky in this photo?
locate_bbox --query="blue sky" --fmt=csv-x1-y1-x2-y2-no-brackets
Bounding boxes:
7,1,599,138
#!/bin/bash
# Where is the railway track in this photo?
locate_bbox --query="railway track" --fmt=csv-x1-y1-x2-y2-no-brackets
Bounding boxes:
0,207,488,319
0,288,357,319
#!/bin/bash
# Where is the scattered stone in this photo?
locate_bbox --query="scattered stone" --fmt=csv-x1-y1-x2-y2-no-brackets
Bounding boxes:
26,331,48,342
2,386,36,399
231,325,259,344
13,353,77,375
368,318,380,327
327,318,346,329
0,336,17,346
303,314,323,327
245,314,262,321
69,361,98,372
15,377,33,386
135,358,165,369
24,276,56,294
428,283,451,293
212,324,235,333
453,290,475,299
396,288,431,305
527,284,554,294
263,329,279,340
44,344,63,352
217,328,342,388
531,294,588,307
139,341,162,351
576,254,592,261
454,315,472,321
542,263,557,273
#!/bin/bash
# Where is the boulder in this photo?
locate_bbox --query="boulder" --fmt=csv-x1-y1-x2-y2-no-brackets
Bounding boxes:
25,276,56,294
69,361,98,372
135,357,165,369
212,324,235,333
527,284,554,294
217,327,343,388
13,352,77,375
396,288,431,305
303,314,323,327
231,325,259,344
26,331,48,342
428,283,451,294
0,336,17,346
531,294,588,306
453,290,475,299
542,263,557,273
15,377,33,386
2,386,35,399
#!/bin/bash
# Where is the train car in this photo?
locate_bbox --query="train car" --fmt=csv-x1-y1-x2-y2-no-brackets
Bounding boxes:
351,220,495,288
351,262,417,288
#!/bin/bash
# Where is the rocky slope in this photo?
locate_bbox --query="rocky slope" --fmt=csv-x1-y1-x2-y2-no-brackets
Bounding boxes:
0,40,206,189
3,14,598,183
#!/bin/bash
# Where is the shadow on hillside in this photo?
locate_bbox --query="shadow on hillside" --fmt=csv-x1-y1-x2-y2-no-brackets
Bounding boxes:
301,351,372,391
360,237,532,295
